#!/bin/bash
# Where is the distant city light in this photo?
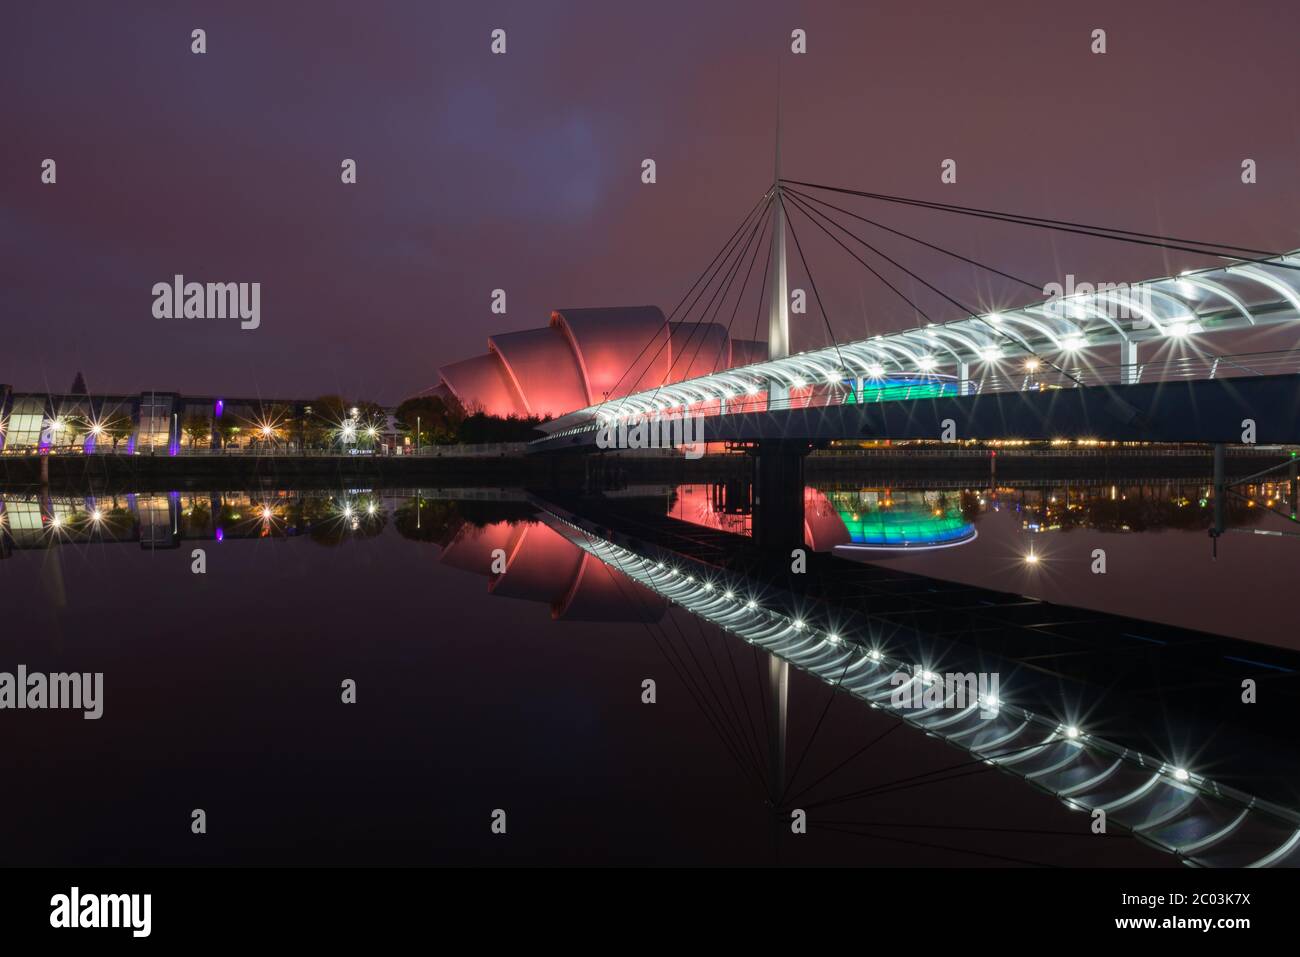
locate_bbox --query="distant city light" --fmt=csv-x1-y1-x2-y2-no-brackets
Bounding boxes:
1024,551,1039,565
1024,359,1040,372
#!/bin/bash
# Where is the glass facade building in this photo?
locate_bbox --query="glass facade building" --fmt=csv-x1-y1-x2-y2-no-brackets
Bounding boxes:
0,387,333,454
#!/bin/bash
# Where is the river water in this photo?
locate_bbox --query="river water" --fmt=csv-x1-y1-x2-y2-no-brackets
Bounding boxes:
2,475,1296,866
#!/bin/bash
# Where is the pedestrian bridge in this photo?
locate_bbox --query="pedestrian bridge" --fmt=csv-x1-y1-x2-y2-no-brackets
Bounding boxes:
531,250,1300,453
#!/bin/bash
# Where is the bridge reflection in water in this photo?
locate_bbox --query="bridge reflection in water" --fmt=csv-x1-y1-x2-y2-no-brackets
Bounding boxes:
534,500,1300,868
422,481,1300,866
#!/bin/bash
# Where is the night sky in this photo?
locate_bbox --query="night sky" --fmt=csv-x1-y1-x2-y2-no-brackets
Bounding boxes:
3,0,1298,403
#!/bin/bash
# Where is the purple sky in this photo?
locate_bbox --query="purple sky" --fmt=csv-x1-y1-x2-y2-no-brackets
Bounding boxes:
3,0,1298,403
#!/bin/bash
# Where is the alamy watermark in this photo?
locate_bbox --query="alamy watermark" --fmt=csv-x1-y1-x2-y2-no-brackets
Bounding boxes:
50,887,150,937
0,665,103,719
890,667,1000,719
1042,274,1154,327
152,274,260,330
596,413,705,459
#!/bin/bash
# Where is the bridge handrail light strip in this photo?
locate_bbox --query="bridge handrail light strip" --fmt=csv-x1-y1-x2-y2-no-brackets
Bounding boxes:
537,251,1300,436
538,508,1300,867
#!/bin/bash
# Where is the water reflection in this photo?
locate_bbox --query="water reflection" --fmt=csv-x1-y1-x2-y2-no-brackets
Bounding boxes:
0,489,389,551
4,481,1299,866
662,480,1278,552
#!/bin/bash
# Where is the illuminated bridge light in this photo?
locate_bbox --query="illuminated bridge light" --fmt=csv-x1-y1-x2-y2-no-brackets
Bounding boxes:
1173,767,1191,782
1064,725,1081,740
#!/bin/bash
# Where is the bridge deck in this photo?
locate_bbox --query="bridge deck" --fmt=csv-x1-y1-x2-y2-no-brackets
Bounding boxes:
531,373,1300,452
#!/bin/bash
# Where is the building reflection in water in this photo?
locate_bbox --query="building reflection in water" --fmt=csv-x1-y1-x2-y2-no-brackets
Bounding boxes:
439,518,666,622
2,480,1282,562
0,489,389,554
661,481,1279,554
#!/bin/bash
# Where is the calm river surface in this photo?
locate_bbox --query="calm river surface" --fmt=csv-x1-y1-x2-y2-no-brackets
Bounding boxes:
2,475,1296,866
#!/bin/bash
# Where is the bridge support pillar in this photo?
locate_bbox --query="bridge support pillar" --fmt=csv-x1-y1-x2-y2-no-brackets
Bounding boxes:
1211,442,1225,557
1121,340,1139,385
767,654,788,806
750,442,808,550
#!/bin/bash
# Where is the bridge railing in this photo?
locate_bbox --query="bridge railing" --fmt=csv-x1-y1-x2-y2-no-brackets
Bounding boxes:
535,348,1300,442
970,348,1300,394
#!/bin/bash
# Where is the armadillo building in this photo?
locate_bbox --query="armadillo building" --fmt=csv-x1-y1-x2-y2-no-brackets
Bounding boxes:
424,306,767,419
